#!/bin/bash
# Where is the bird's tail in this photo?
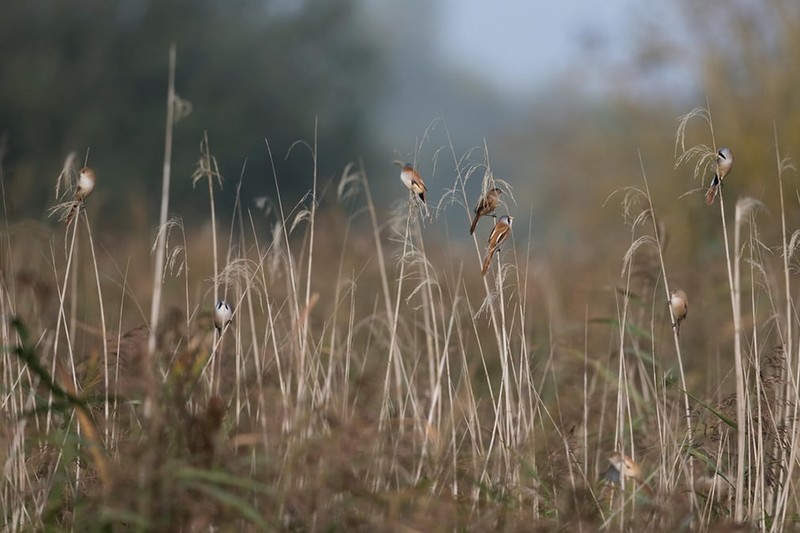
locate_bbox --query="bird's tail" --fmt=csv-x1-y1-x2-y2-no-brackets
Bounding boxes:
481,250,493,276
705,175,720,205
66,199,80,225
469,213,481,235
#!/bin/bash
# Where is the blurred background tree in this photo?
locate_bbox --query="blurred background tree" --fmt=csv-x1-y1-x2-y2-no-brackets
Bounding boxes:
0,0,385,225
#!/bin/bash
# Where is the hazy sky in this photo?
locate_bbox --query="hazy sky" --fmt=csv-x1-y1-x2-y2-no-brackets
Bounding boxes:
435,0,682,95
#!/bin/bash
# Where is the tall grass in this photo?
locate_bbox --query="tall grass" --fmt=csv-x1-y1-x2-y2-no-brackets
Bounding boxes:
4,90,800,530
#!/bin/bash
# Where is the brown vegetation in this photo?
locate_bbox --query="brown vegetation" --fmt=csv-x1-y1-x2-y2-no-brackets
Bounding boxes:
3,101,800,532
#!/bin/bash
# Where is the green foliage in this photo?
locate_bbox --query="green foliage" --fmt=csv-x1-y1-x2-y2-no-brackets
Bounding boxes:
176,466,275,529
8,317,86,411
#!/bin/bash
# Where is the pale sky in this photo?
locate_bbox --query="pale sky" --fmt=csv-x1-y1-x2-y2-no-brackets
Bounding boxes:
435,0,683,95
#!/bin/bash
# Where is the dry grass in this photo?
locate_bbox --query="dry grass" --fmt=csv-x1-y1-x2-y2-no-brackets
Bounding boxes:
3,101,800,532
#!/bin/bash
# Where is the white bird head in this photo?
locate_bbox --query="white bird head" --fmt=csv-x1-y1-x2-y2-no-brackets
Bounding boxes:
214,300,233,332
716,147,734,179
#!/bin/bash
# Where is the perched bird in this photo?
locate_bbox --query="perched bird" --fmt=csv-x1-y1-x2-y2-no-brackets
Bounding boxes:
669,289,688,337
394,161,428,204
705,147,734,206
481,215,513,276
66,167,96,224
213,300,233,333
601,452,643,485
469,187,502,235
601,452,655,497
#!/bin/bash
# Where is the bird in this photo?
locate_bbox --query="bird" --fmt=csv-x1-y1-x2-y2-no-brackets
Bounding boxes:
213,300,233,333
66,167,96,224
481,215,513,276
669,289,688,337
394,161,428,204
601,452,643,485
600,452,655,497
469,187,502,235
705,147,734,205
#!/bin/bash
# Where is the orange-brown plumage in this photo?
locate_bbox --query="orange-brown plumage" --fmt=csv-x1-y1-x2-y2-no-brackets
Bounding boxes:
481,215,513,276
396,162,428,204
669,288,688,337
66,167,96,224
470,187,502,235
705,147,734,206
